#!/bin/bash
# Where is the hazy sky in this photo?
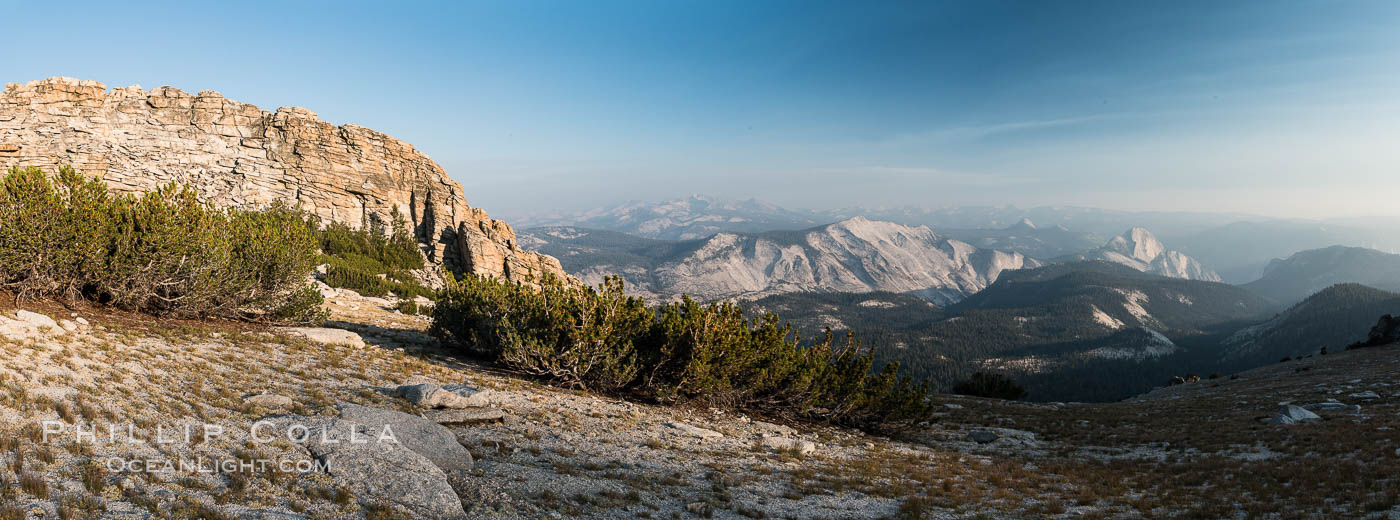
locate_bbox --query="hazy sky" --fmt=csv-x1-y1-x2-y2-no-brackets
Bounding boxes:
5,1,1398,219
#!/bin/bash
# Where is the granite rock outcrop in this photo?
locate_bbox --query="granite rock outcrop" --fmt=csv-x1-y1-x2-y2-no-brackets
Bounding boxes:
0,77,565,285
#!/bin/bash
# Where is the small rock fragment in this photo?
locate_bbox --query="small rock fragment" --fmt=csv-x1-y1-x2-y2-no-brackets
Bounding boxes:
244,394,294,410
395,384,491,409
968,431,1000,444
278,327,365,348
760,436,816,455
423,408,508,425
15,310,57,329
1303,401,1350,412
666,422,723,440
1265,405,1321,425
752,420,796,438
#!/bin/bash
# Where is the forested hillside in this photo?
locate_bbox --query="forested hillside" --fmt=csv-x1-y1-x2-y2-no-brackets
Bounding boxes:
953,261,1275,329
746,262,1283,402
1220,283,1400,367
745,291,943,337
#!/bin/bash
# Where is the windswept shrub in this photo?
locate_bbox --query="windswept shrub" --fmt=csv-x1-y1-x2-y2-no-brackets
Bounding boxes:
433,276,647,391
0,165,110,301
324,262,392,297
952,372,1028,401
319,211,424,271
322,258,435,300
431,274,935,428
0,166,325,323
102,183,238,313
393,299,431,315
316,215,435,301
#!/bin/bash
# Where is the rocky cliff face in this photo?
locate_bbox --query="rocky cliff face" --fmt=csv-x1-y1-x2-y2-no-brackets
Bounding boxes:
0,77,564,285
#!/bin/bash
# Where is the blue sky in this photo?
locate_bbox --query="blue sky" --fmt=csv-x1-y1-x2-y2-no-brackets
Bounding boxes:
4,1,1398,219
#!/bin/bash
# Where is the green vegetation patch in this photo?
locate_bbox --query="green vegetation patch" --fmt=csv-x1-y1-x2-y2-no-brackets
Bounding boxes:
430,275,936,430
0,166,325,323
317,216,435,301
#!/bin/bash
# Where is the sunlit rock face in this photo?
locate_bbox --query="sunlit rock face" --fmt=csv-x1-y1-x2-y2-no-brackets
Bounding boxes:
551,216,1041,304
1074,227,1220,281
0,77,565,285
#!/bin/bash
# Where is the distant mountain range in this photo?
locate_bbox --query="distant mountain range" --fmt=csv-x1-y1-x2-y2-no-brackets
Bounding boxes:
526,218,1219,307
938,218,1103,259
521,195,1400,283
520,217,1038,304
517,195,822,240
1242,246,1400,305
819,205,1260,240
520,195,1400,402
522,195,1277,240
1171,221,1400,283
1062,227,1220,281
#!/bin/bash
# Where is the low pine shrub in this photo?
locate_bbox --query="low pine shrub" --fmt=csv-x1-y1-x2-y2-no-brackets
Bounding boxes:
432,275,647,391
316,217,435,301
431,274,935,429
319,212,423,271
322,258,435,300
0,166,325,323
393,299,430,315
325,262,393,297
